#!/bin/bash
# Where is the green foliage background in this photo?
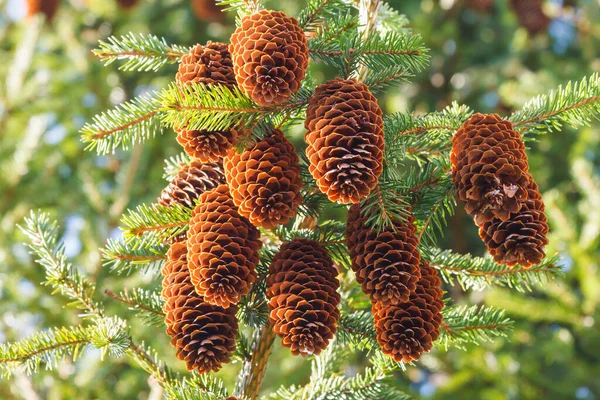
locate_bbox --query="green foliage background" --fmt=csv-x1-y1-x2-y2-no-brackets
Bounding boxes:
0,0,598,399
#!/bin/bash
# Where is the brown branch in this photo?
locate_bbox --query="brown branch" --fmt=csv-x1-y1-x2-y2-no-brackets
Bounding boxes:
399,125,456,136
94,50,184,60
301,0,331,28
129,220,187,236
513,93,600,129
112,254,166,262
442,321,511,336
237,325,277,400
0,340,89,364
91,109,160,140
104,289,165,317
439,263,557,277
128,341,169,384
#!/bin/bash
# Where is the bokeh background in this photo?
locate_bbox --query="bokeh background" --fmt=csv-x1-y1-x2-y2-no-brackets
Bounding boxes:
1,0,599,399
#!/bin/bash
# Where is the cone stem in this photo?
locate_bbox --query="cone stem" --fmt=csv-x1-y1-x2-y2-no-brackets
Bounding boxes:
237,324,277,400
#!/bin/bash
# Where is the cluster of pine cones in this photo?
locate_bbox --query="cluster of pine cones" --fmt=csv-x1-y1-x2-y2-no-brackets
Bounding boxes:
158,8,445,374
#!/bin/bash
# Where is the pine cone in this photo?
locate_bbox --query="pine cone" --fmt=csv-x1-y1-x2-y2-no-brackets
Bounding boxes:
191,0,224,22
187,185,262,308
346,204,422,306
267,238,340,356
26,0,59,20
230,10,308,106
479,178,549,267
161,241,238,373
305,78,384,204
451,113,531,224
176,125,238,162
158,160,226,208
466,0,494,12
116,0,138,9
509,0,550,35
373,261,444,363
224,129,303,229
176,42,236,87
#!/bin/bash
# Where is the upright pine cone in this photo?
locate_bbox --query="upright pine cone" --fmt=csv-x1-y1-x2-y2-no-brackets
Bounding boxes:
224,129,302,229
176,42,236,87
479,178,549,267
230,10,308,106
373,261,444,363
158,160,226,208
305,78,384,204
346,204,422,306
26,0,59,20
451,113,531,224
161,241,238,373
509,0,550,35
187,185,262,308
267,239,340,356
115,0,138,9
176,125,238,163
191,0,224,22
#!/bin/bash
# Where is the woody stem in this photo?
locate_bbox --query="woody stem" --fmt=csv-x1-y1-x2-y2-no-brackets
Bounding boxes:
237,324,277,400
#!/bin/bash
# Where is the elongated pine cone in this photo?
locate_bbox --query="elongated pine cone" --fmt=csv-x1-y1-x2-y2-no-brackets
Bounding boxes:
230,10,308,106
373,261,444,363
191,0,224,22
176,42,235,87
346,204,422,306
158,160,226,208
26,0,59,20
161,241,238,373
479,178,548,267
187,185,261,308
116,0,138,9
176,125,238,162
224,129,302,229
305,78,384,204
267,238,340,356
509,0,550,35
451,113,531,224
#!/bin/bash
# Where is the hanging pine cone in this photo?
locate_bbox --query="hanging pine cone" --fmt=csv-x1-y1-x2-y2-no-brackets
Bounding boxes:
176,125,238,163
115,0,138,9
346,204,422,306
187,185,262,308
466,0,494,12
158,160,226,208
509,0,550,35
176,42,236,87
223,129,302,229
161,241,238,373
26,0,59,20
373,260,444,363
267,238,340,356
305,78,384,204
191,0,224,22
230,10,308,106
479,178,549,267
451,113,531,224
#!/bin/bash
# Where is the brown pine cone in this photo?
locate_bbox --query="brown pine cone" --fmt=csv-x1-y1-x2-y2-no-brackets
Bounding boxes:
267,238,340,356
346,204,422,306
224,129,303,229
305,78,384,204
187,185,262,308
466,0,494,12
451,113,531,224
158,160,226,208
161,241,238,373
373,260,444,363
176,42,236,87
116,0,138,9
230,10,308,106
176,125,238,162
191,0,224,22
26,0,59,20
509,0,550,35
479,178,549,267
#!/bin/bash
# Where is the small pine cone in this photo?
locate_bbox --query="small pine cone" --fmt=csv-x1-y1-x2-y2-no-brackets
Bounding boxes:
161,241,238,373
191,0,224,22
466,0,494,12
267,238,341,356
187,185,262,308
26,0,59,20
305,78,384,204
176,42,236,87
479,178,549,267
346,204,422,306
509,0,550,35
451,113,531,224
176,125,238,162
158,160,226,208
230,10,308,106
116,0,138,9
373,261,444,363
224,129,303,229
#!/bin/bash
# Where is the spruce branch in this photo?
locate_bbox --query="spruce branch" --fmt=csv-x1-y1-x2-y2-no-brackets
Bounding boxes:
298,0,345,31
105,289,165,327
163,152,191,181
102,238,168,275
165,374,229,400
93,33,190,72
127,341,174,386
217,0,262,15
120,203,191,247
440,306,513,349
510,72,600,137
359,182,412,232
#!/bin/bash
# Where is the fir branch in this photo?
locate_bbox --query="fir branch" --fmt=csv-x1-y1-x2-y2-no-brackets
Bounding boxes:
80,92,163,155
440,305,513,349
357,30,429,74
19,211,103,318
102,238,168,275
105,289,165,327
358,183,411,232
163,152,191,181
510,73,600,137
126,341,174,385
337,309,377,352
298,0,344,31
363,65,411,93
93,33,190,72
120,203,191,246
216,0,262,15
165,374,229,400
425,248,562,292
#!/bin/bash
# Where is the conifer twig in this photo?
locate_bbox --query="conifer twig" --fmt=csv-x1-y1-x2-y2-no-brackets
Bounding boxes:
236,324,277,400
